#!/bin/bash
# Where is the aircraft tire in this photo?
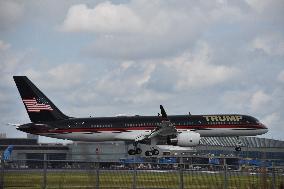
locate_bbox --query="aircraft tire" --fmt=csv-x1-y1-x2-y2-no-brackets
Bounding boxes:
128,149,136,155
152,149,159,155
145,151,153,156
135,148,142,154
235,147,241,151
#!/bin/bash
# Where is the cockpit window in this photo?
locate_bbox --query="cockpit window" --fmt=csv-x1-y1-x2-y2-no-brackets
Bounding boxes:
247,116,259,124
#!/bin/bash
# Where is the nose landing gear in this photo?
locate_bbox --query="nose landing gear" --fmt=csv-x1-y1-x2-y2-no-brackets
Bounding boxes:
235,146,242,151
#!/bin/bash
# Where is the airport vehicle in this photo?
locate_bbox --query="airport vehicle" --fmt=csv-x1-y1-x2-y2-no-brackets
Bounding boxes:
13,76,268,156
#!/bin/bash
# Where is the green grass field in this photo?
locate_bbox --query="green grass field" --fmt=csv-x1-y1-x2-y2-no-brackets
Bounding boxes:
3,170,284,189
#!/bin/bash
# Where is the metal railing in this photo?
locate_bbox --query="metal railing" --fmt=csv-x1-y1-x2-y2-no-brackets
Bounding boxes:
0,159,283,189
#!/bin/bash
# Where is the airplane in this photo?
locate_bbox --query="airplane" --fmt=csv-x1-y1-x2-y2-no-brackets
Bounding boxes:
13,76,268,156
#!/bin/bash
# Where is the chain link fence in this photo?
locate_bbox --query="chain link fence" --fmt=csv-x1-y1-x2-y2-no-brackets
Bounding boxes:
0,159,283,189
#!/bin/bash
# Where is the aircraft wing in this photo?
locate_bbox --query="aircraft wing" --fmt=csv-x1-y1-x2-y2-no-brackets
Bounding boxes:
140,120,177,140
114,121,177,142
147,105,177,136
115,132,145,141
115,105,177,142
134,105,177,142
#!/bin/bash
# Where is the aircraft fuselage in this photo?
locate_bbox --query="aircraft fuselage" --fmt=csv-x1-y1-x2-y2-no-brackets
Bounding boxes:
17,114,268,142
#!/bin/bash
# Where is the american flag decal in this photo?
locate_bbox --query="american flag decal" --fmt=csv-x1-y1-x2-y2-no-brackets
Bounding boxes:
23,98,53,112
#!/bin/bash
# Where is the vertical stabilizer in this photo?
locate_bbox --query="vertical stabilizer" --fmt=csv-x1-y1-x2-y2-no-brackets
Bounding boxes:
13,76,69,122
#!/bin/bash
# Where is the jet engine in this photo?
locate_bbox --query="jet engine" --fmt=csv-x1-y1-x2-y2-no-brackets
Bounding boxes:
170,131,201,147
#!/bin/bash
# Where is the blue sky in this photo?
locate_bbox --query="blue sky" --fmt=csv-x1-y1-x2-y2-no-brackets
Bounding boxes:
0,0,283,142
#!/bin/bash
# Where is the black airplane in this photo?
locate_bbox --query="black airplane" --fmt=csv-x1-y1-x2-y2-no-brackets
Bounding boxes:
13,76,268,156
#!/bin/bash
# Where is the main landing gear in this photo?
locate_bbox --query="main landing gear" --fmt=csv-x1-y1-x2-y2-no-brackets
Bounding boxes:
128,142,142,155
128,143,159,156
145,148,159,156
235,137,242,151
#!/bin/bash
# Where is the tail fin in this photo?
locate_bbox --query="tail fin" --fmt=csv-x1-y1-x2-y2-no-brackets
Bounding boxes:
13,76,69,123
3,145,13,160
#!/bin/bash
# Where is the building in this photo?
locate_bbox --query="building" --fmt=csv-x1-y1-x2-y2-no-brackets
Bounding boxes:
0,138,69,160
197,137,284,166
66,137,284,166
0,135,283,166
68,141,128,161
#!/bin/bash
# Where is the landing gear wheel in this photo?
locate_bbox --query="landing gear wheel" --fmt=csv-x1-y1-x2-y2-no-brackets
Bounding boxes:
128,149,136,155
135,148,142,154
145,151,153,156
235,136,242,152
235,146,241,151
152,149,159,155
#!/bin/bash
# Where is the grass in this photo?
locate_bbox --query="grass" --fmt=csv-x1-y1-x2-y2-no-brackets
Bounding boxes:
2,170,284,189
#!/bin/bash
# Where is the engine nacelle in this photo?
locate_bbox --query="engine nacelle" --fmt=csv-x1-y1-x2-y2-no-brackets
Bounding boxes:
171,131,201,147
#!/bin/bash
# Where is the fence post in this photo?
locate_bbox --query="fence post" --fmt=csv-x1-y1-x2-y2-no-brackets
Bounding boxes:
179,164,184,189
96,162,99,189
42,154,47,189
132,162,137,189
0,155,4,189
223,160,228,189
272,162,275,189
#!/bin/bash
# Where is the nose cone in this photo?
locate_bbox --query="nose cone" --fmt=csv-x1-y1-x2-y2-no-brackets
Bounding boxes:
260,128,268,135
260,122,268,129
259,123,268,134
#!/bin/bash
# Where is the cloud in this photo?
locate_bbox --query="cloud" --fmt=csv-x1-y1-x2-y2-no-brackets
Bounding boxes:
94,61,162,104
61,1,246,34
1,0,284,142
250,90,271,112
262,112,280,126
245,0,284,14
148,42,240,91
221,91,251,112
46,64,87,89
61,1,248,59
261,112,283,140
250,33,284,56
261,112,284,139
0,40,11,51
245,0,271,12
86,42,241,108
0,1,24,31
15,63,89,100
277,70,284,83
221,89,275,114
0,43,31,87
60,2,143,33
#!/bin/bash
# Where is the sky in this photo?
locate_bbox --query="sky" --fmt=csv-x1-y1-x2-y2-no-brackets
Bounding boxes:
0,0,283,143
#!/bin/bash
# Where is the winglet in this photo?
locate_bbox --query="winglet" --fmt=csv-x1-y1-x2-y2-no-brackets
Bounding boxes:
160,105,168,119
